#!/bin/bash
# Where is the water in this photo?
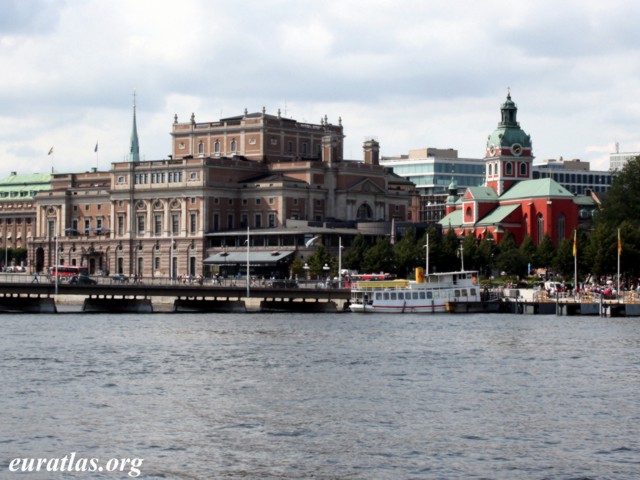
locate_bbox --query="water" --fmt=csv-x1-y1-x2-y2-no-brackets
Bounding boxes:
1,313,639,479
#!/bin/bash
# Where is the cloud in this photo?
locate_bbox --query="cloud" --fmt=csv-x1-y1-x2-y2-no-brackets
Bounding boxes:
1,0,640,178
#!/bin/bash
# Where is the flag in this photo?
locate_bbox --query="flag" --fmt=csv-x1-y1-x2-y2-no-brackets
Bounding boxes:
48,147,54,155
94,142,98,153
618,229,622,256
572,229,577,257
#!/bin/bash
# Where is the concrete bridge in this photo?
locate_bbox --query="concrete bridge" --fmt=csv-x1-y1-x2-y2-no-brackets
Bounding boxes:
0,280,351,314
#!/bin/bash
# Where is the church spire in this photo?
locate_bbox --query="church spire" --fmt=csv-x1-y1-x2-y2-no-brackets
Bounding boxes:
129,91,140,163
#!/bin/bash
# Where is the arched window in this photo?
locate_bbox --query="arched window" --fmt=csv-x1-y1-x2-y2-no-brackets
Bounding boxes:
198,142,204,156
465,206,473,220
556,214,565,244
488,164,492,176
505,162,513,175
537,213,544,245
520,162,527,176
523,214,529,236
214,140,220,154
230,139,237,153
356,203,373,220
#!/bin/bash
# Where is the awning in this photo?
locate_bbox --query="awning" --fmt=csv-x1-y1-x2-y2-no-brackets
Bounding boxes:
203,250,294,266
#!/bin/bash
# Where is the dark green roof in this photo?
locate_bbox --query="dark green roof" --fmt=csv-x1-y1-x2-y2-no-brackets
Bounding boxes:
0,172,51,200
476,204,520,225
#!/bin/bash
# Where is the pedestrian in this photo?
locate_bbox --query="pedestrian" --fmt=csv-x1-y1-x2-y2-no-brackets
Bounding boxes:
31,271,39,283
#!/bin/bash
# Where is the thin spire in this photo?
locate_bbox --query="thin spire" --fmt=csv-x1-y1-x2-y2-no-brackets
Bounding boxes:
129,90,140,163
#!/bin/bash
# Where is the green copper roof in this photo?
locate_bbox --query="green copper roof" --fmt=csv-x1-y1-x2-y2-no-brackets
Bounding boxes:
476,204,520,225
0,172,51,200
500,178,574,200
438,209,463,227
467,186,499,201
486,92,532,149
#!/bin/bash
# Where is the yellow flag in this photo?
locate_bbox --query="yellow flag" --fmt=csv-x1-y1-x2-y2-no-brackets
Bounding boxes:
572,230,577,257
618,229,622,256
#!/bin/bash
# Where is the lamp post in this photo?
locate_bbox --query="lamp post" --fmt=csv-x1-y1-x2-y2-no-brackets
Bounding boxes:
423,233,429,278
338,236,343,288
170,233,174,285
246,226,250,298
303,262,309,283
459,244,465,271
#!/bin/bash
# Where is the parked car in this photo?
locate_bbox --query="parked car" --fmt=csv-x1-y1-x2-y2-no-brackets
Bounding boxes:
70,275,97,285
111,273,129,284
267,279,299,289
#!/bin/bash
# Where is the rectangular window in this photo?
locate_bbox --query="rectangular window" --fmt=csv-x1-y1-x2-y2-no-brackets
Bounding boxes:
213,213,219,231
118,215,125,235
269,197,275,205
255,198,261,205
137,215,145,235
254,213,262,228
155,214,162,236
227,214,233,230
268,213,276,228
190,212,197,234
241,214,248,228
84,219,90,232
172,214,179,234
96,218,103,230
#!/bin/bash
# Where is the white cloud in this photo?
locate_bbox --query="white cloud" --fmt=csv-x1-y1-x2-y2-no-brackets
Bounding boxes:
2,0,640,179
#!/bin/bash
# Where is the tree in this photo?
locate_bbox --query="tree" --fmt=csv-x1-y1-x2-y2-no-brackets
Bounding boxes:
343,234,367,272
519,235,536,272
595,155,640,229
461,233,478,271
495,231,526,277
536,234,556,275
393,229,420,278
553,237,575,279
362,236,395,273
307,245,332,278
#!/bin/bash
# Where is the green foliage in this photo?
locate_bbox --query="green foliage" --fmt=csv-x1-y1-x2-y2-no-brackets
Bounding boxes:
393,229,420,278
553,237,575,278
596,155,640,229
343,234,367,272
307,245,332,277
536,234,555,270
362,236,395,273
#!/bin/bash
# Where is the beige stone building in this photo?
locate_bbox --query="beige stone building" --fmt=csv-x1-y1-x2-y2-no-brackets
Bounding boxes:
27,106,418,279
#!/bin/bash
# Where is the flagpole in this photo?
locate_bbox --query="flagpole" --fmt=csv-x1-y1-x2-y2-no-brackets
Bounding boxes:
617,228,621,299
573,229,577,298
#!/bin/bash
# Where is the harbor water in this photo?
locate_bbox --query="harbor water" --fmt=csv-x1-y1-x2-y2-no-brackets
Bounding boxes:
1,312,639,479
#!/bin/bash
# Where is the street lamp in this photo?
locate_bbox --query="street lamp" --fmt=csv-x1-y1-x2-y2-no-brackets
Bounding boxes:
303,262,309,282
246,226,250,297
423,233,429,278
338,237,343,288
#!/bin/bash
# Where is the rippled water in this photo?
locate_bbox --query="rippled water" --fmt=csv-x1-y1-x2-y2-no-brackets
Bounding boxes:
1,313,639,479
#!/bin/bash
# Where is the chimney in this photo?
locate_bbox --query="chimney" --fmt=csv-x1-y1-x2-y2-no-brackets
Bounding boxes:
363,138,379,165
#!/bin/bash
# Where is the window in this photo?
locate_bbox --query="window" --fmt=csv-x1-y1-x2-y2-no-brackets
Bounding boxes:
269,197,275,205
198,141,204,156
227,214,233,230
241,214,248,228
213,213,219,231
117,176,126,184
154,256,160,270
214,140,220,155
268,213,276,228
190,172,198,180
256,198,261,205
230,139,237,153
84,219,91,232
255,213,262,228
520,162,527,176
155,214,162,236
556,214,566,244
242,199,248,206
537,213,544,245
505,162,513,175
172,214,179,235
118,215,125,235
190,212,197,234
137,215,145,235
288,141,294,153
96,218,103,230
302,142,308,154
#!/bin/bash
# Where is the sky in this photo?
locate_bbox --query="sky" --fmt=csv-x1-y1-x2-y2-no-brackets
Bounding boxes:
2,0,640,180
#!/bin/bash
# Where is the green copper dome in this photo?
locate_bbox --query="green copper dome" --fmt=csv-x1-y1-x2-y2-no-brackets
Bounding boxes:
486,92,532,155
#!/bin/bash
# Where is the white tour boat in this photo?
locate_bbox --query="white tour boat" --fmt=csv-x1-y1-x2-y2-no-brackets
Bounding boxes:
348,269,488,313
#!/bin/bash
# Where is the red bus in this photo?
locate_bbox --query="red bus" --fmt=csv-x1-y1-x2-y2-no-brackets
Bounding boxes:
50,265,89,282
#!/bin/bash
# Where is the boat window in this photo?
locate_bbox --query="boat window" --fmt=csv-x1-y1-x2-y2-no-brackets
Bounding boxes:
419,292,425,299
461,289,467,296
390,292,397,300
470,288,476,295
398,292,404,300
413,292,419,300
376,292,382,300
427,292,432,299
383,292,389,300
455,290,461,297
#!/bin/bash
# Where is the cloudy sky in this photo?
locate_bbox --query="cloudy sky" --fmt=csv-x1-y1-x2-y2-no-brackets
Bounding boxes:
1,0,639,179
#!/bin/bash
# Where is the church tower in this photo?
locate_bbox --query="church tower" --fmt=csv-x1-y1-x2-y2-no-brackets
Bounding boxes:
484,91,533,195
129,92,140,163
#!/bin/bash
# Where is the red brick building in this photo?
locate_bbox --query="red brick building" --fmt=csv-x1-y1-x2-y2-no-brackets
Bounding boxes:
439,92,579,245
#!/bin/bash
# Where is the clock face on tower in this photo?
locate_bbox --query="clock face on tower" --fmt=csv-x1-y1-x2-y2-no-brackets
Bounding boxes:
489,144,496,156
512,144,522,156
